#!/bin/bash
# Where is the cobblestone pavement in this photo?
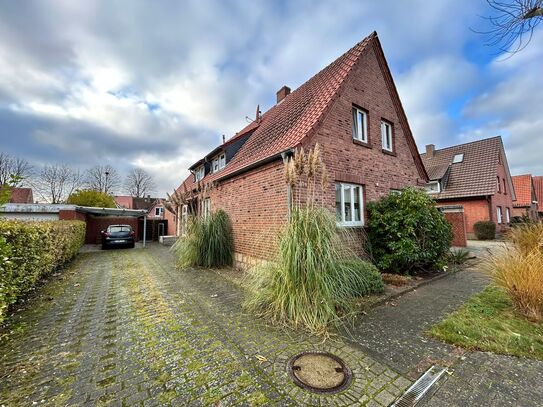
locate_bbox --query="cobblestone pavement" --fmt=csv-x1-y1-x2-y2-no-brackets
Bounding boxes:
0,245,411,406
347,266,543,406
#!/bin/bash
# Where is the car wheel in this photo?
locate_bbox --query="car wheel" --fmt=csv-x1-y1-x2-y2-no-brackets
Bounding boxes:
102,244,108,250
129,242,135,249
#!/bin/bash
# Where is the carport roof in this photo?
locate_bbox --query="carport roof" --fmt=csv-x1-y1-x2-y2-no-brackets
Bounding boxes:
76,206,147,217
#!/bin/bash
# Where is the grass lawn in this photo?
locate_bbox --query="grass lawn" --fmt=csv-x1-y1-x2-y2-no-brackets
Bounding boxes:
429,286,543,360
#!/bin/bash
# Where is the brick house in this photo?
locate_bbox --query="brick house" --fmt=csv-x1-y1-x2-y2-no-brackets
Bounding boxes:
511,175,539,221
533,176,543,219
177,32,428,268
114,195,176,237
420,136,516,237
8,187,34,203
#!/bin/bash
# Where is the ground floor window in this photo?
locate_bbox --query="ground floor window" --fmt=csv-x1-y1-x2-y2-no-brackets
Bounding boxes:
335,182,364,227
497,206,503,224
506,207,510,223
201,198,211,219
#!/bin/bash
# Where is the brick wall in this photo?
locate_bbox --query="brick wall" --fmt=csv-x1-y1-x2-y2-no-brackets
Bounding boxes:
491,160,514,232
438,198,490,237
441,209,467,247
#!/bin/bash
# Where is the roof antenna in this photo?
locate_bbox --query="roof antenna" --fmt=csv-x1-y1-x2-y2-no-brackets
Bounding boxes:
222,134,226,144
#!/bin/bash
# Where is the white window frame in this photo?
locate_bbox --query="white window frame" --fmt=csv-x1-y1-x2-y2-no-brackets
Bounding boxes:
336,182,364,227
352,107,368,143
181,204,188,236
506,207,510,223
497,206,503,224
195,166,205,181
155,206,163,216
425,181,441,194
381,120,393,152
452,153,464,163
212,153,226,173
201,198,211,219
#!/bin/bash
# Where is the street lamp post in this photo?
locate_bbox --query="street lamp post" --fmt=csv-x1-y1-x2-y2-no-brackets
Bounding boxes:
104,171,110,194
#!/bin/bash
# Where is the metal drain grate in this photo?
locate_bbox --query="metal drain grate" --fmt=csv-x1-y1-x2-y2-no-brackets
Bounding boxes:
391,365,446,407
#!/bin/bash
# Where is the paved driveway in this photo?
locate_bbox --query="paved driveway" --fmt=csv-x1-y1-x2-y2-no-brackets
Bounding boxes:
1,245,410,406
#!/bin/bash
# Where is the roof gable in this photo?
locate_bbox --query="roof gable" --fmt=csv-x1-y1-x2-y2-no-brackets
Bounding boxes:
9,187,33,204
512,174,536,207
420,136,513,200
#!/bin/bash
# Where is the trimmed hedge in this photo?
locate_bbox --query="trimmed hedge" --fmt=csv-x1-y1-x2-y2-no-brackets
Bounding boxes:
474,221,496,240
0,220,86,324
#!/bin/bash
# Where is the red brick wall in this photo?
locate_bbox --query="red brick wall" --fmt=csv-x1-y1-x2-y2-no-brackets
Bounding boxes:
491,160,514,232
206,160,288,264
438,198,490,235
58,209,87,221
443,211,467,247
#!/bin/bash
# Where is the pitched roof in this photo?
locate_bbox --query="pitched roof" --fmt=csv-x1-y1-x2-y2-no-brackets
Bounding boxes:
511,174,535,207
185,31,426,187
420,136,515,200
533,176,543,212
9,187,33,203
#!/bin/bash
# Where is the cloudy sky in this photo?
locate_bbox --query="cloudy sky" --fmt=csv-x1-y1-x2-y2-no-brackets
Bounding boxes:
1,0,541,196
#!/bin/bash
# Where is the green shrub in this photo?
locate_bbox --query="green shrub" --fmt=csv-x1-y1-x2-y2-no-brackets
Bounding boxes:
0,220,85,324
367,187,452,274
474,221,496,240
244,207,384,334
172,210,234,268
67,189,116,208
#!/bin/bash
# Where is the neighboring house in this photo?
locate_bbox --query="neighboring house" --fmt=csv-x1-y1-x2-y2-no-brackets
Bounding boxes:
8,187,34,203
114,195,176,236
533,176,543,219
511,175,539,221
176,32,428,268
420,136,516,237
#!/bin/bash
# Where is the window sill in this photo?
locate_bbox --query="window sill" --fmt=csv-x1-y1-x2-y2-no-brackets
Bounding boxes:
382,149,396,156
353,139,371,148
337,222,364,228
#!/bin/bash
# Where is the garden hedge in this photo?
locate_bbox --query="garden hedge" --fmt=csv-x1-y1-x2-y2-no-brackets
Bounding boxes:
0,220,86,324
474,220,496,240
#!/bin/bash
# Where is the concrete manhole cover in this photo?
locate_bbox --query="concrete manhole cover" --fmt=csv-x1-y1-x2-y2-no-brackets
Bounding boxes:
287,351,352,394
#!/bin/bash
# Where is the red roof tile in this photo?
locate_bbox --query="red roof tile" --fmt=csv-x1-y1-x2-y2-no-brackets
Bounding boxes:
511,174,535,207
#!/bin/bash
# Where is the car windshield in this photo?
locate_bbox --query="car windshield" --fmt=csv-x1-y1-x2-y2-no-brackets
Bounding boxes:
108,226,132,233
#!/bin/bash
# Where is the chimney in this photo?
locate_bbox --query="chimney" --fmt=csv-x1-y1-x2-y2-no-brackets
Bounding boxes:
426,144,435,157
276,85,291,104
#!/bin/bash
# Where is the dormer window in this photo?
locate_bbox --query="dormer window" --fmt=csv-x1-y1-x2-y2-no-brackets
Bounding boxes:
212,153,226,173
195,166,205,181
425,181,440,194
452,153,464,163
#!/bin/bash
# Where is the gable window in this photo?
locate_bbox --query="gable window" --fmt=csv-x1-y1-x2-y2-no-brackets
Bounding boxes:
506,207,510,223
497,206,503,224
452,153,464,163
497,176,501,193
335,183,364,227
352,107,368,143
425,181,440,194
195,166,205,181
155,207,163,216
212,153,226,173
381,120,393,152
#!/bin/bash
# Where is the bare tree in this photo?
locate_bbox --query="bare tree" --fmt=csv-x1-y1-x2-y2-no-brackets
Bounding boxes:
36,164,83,204
124,168,156,197
480,0,543,54
85,165,121,195
0,153,33,186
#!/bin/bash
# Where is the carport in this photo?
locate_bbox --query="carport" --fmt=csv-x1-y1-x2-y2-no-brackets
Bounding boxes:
60,206,149,247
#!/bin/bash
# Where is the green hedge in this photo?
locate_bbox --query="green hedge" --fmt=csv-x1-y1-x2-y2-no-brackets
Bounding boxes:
474,221,496,240
0,220,86,324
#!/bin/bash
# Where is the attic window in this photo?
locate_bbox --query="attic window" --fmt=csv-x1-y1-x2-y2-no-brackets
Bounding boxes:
195,166,205,181
212,153,226,173
452,153,464,164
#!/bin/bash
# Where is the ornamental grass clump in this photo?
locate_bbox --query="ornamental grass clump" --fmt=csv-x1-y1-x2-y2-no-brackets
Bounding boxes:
487,223,543,322
244,144,383,334
172,209,233,268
